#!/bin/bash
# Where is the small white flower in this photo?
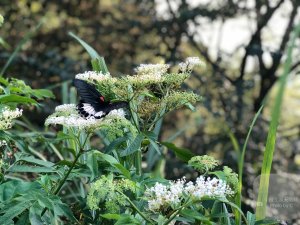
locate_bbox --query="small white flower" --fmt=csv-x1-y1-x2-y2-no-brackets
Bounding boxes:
55,104,77,113
0,107,23,130
135,64,169,76
179,57,204,72
45,114,103,130
75,71,112,82
107,109,126,118
0,140,7,147
144,176,233,212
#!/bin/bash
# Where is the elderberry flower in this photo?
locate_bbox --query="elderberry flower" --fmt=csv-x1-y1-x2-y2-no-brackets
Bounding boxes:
185,176,233,199
188,155,219,174
144,176,233,213
45,104,136,137
135,64,169,76
87,175,136,213
179,57,204,72
0,107,23,130
75,71,113,82
162,91,201,111
145,178,185,212
0,140,7,147
54,104,77,114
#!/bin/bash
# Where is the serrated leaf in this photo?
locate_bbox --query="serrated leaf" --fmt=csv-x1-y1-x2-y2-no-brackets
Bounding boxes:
120,134,144,157
29,204,43,225
161,142,194,162
0,200,31,225
96,152,131,179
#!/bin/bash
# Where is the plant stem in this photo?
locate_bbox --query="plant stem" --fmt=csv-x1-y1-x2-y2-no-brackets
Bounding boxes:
116,190,154,225
53,150,82,195
135,150,142,176
41,149,83,216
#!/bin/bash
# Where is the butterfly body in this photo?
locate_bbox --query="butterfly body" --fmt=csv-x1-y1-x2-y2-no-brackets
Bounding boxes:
73,79,128,119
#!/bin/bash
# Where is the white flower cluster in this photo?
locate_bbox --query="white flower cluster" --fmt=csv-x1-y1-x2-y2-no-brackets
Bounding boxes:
133,64,169,83
55,104,77,113
145,176,233,212
0,107,23,130
179,57,204,72
45,104,126,130
0,140,7,147
75,71,113,82
145,179,185,212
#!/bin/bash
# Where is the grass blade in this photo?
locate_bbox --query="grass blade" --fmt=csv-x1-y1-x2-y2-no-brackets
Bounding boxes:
1,20,43,75
255,23,300,219
235,105,264,224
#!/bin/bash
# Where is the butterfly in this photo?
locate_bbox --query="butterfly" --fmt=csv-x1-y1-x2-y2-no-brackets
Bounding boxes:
73,79,128,119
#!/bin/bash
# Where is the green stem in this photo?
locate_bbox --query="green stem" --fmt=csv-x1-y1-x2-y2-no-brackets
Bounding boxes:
163,202,189,225
53,150,82,195
116,190,154,225
41,134,89,216
135,150,142,176
41,150,82,216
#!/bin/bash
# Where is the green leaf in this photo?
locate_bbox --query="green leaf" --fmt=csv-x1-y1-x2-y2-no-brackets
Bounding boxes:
256,23,300,220
115,215,141,225
101,213,121,220
96,152,131,179
180,209,209,222
255,218,280,225
69,32,109,74
8,165,54,173
0,200,32,225
0,94,37,104
120,134,144,157
68,32,100,59
31,89,55,99
161,142,194,162
246,212,256,225
15,154,54,167
15,210,30,225
87,151,98,181
1,20,43,75
29,204,43,225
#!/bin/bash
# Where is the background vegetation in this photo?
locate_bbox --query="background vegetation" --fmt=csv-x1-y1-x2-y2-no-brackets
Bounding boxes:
1,0,300,223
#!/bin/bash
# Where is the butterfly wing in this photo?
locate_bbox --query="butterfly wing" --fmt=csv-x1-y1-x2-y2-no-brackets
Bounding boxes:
73,79,106,118
73,79,128,119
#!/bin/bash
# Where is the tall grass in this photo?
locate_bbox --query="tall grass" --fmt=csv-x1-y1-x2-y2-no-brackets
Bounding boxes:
255,23,300,219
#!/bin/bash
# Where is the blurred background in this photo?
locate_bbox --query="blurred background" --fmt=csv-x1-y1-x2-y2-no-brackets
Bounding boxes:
1,0,300,221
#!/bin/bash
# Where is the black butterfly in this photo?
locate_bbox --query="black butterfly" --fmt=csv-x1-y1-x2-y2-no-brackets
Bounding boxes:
73,79,128,119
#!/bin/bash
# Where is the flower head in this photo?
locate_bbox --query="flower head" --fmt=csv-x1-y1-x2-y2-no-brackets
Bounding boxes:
188,155,219,174
87,175,136,213
179,57,204,72
0,140,7,147
144,176,233,213
135,64,169,76
75,71,112,82
0,107,23,130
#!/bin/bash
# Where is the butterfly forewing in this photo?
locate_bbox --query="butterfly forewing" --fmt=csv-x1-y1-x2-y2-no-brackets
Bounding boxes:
73,79,128,119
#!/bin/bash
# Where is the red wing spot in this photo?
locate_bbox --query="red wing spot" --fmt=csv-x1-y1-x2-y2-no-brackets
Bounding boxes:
100,96,105,102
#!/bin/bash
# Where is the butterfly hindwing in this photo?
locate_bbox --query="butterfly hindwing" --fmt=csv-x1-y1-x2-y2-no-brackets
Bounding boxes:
73,79,128,119
73,79,102,107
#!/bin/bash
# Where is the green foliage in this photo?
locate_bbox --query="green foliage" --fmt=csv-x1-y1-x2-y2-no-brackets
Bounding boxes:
188,155,219,174
0,17,291,224
87,175,136,213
